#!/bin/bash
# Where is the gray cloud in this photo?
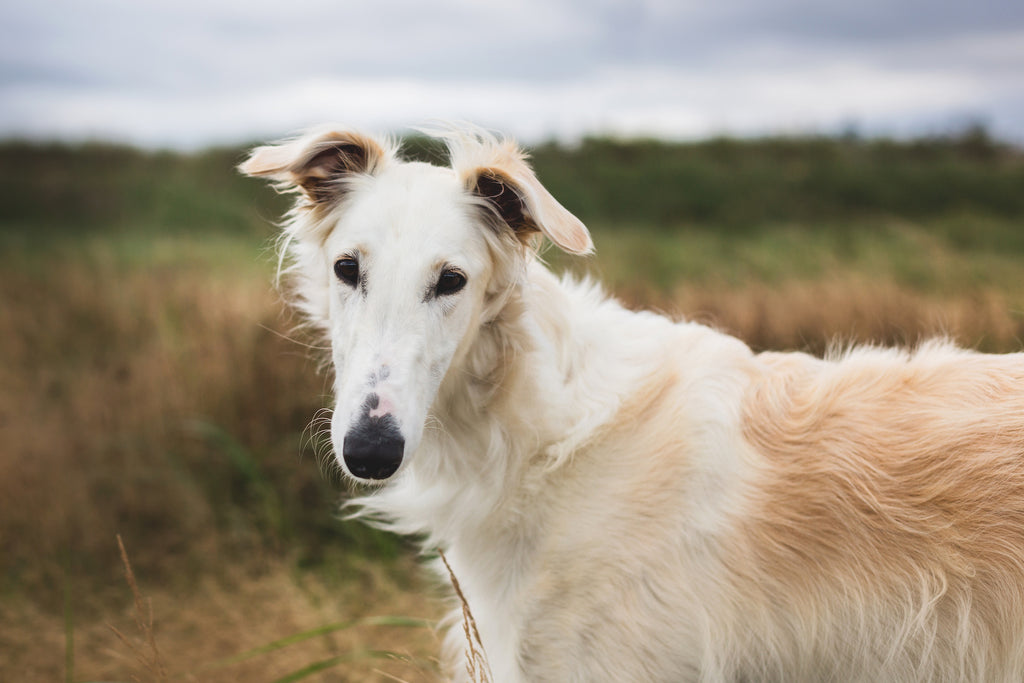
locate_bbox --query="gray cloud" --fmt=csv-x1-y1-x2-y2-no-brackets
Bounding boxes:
1,0,1021,146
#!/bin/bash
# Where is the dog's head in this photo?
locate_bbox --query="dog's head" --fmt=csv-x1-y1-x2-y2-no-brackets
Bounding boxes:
241,126,591,482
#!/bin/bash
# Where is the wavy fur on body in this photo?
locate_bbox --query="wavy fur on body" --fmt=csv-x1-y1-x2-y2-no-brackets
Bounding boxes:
241,125,1024,682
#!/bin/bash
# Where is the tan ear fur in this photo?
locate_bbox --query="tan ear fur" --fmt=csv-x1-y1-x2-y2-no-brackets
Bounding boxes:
239,128,392,203
447,131,594,255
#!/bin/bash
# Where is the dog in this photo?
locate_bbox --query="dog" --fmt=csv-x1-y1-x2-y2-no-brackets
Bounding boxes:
241,125,1024,682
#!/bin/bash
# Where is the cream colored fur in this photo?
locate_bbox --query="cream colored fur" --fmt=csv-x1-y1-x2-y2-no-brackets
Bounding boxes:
241,125,1024,682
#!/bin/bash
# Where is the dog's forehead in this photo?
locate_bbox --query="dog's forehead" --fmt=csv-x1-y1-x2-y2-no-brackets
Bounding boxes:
329,161,482,258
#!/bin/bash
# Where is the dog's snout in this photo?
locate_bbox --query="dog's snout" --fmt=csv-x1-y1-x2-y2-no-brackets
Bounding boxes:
346,421,405,481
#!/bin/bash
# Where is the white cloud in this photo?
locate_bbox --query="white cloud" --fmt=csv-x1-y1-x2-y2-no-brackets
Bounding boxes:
0,60,994,149
1,0,1022,147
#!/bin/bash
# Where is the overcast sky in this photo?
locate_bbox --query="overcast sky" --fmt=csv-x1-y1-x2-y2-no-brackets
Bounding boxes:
2,0,1022,148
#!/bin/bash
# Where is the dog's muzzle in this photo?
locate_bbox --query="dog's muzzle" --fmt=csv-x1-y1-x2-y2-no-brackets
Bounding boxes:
341,395,405,480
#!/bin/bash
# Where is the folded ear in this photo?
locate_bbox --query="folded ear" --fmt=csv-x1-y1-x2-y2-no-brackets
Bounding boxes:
238,127,393,203
449,132,593,255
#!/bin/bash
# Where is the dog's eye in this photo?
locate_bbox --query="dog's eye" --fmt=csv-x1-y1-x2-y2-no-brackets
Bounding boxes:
334,258,359,287
435,269,467,297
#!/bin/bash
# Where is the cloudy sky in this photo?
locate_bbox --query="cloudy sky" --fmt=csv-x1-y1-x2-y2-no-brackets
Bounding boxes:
2,0,1022,148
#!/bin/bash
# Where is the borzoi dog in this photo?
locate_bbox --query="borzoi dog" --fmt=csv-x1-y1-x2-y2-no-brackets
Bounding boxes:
241,126,1024,682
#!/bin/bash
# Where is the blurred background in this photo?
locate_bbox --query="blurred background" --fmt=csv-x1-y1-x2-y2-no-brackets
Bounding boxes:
2,1,1023,681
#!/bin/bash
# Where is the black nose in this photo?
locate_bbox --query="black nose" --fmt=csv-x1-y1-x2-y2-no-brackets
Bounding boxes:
342,425,405,480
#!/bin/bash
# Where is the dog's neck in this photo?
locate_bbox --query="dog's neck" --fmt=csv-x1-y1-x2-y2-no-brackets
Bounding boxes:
347,262,629,545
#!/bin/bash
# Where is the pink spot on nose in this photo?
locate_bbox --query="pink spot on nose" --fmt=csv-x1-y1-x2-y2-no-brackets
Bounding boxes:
368,395,394,419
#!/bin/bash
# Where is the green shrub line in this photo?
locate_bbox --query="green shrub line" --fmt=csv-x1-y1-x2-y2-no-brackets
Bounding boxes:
3,128,1021,241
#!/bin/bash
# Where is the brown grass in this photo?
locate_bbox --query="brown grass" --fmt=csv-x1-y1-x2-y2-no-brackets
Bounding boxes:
3,555,443,682
108,535,168,682
0,249,320,596
3,235,1024,682
440,551,493,683
0,242,447,682
619,276,1024,356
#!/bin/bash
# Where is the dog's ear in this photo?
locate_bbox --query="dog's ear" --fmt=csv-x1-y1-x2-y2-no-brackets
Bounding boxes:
452,133,593,255
239,128,392,204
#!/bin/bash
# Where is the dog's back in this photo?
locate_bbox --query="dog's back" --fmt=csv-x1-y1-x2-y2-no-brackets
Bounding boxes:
503,332,1024,682
734,342,1024,680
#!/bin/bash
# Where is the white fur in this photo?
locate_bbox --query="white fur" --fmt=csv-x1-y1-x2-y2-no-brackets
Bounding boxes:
241,125,1024,682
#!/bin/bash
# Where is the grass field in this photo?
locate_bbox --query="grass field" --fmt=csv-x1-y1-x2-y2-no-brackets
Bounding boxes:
2,129,1023,681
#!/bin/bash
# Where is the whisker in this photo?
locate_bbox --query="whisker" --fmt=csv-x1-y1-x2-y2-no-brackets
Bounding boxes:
424,413,450,440
301,407,335,473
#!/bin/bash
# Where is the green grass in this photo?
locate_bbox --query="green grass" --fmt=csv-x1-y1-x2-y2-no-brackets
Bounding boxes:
530,128,1024,228
0,142,283,237
3,127,1022,239
548,215,1024,298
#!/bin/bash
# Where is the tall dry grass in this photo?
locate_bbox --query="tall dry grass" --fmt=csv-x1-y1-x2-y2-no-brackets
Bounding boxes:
625,277,1024,356
3,231,1024,682
1,248,311,595
0,240,443,681
4,553,442,682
